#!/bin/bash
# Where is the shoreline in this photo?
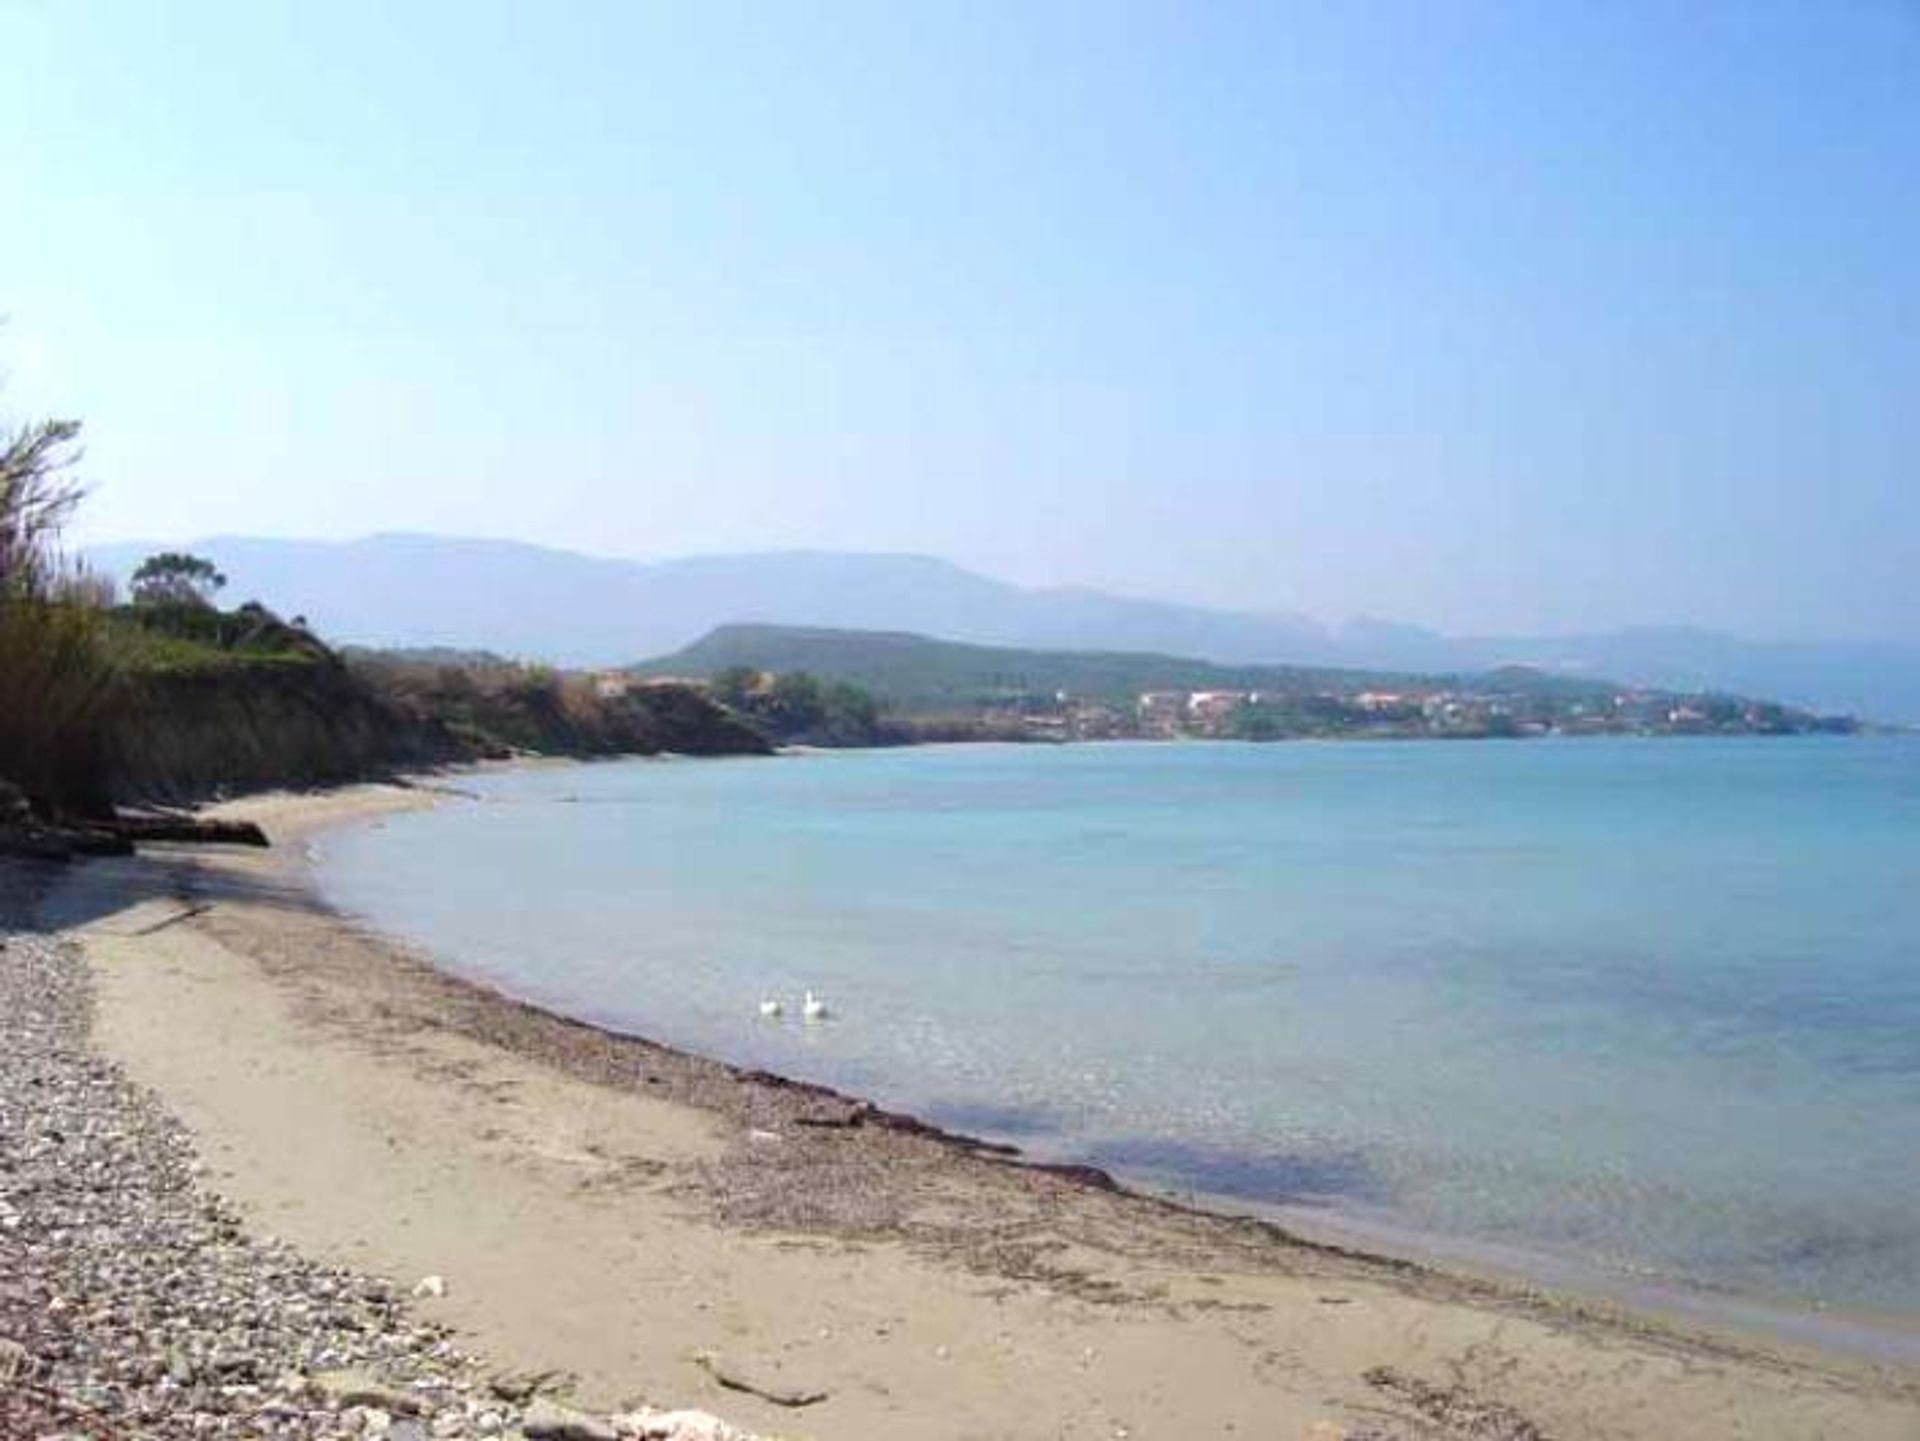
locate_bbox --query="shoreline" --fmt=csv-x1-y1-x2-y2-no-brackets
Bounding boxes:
300,765,1920,1368
1,849,757,1441
37,775,1920,1438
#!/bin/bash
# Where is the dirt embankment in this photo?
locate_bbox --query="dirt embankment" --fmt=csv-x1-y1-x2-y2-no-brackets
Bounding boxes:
106,666,772,805
105,665,465,803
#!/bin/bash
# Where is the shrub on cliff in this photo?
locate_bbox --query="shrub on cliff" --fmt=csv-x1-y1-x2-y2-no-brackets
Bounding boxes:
107,597,334,671
345,653,771,758
707,667,893,746
0,415,119,815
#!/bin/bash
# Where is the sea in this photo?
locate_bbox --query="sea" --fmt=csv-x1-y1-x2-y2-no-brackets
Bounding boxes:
314,737,1920,1340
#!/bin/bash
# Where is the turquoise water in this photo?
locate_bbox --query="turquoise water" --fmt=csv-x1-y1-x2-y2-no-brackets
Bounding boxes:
316,739,1920,1320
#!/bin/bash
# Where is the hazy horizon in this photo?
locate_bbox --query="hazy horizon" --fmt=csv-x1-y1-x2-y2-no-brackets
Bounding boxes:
75,527,1920,652
6,3,1916,645
74,529,1920,663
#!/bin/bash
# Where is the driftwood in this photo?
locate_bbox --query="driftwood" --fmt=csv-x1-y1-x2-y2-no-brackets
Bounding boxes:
0,813,268,863
110,816,269,848
0,823,134,861
694,1352,828,1408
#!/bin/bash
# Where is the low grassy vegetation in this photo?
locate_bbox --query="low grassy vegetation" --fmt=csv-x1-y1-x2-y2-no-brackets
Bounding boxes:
104,601,335,673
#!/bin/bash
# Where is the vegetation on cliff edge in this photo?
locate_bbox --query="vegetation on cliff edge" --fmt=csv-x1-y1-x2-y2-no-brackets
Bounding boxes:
0,413,119,814
0,403,766,829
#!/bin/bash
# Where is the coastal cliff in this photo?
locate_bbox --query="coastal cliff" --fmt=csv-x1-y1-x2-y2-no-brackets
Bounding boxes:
2,594,770,854
103,662,462,803
101,654,770,807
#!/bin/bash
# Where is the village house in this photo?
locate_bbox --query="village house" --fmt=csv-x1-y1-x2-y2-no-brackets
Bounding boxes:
1136,691,1187,737
1187,690,1248,716
1186,691,1250,734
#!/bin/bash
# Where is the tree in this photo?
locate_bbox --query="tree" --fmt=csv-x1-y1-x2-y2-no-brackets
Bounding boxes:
710,665,761,709
766,670,825,731
131,551,227,607
822,681,879,731
706,667,883,744
0,417,84,598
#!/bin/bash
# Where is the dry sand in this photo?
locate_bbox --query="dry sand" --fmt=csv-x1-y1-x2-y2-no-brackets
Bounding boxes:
43,782,1920,1440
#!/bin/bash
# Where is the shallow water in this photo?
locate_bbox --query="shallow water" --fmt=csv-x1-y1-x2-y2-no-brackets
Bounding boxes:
317,738,1920,1318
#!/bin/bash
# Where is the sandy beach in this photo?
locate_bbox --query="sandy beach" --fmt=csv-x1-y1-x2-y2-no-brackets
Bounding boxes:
31,781,1920,1440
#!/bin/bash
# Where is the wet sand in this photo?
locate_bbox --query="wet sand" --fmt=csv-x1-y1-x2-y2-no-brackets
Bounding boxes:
43,782,1920,1439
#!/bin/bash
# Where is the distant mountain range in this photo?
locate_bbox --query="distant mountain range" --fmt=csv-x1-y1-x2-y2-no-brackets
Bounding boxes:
83,534,1920,722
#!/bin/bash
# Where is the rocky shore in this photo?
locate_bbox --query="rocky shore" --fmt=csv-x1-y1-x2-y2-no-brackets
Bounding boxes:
0,887,758,1441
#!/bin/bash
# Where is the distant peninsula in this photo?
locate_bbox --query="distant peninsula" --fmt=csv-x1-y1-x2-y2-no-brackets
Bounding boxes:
634,624,1862,746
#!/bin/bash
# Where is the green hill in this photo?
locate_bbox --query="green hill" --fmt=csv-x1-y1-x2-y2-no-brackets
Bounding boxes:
636,623,1616,715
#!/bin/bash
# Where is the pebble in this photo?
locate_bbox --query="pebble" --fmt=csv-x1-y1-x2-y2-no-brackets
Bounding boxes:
0,913,763,1441
616,1409,747,1441
315,1368,424,1414
522,1395,618,1439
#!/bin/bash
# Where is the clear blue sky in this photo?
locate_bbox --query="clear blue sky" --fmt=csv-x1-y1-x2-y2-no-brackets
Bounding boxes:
3,1,1915,640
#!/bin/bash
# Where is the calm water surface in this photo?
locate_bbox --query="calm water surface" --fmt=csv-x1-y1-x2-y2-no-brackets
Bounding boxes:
317,739,1920,1320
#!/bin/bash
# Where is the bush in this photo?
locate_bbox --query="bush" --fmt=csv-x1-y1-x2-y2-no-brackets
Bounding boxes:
705,668,890,746
0,593,119,813
0,415,119,814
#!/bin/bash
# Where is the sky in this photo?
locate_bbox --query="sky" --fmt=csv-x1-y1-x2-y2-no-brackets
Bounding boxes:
2,2,1916,642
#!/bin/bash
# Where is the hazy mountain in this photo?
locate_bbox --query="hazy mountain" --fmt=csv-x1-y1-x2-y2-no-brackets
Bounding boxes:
84,534,1920,722
83,534,1334,667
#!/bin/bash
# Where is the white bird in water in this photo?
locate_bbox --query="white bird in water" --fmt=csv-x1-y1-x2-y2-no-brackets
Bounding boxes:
802,990,830,1022
758,998,784,1018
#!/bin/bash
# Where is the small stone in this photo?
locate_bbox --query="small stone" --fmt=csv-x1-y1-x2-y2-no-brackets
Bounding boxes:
317,1368,425,1415
412,1275,449,1299
616,1409,740,1441
212,1350,258,1380
488,1371,542,1404
522,1397,618,1440
0,1337,35,1385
